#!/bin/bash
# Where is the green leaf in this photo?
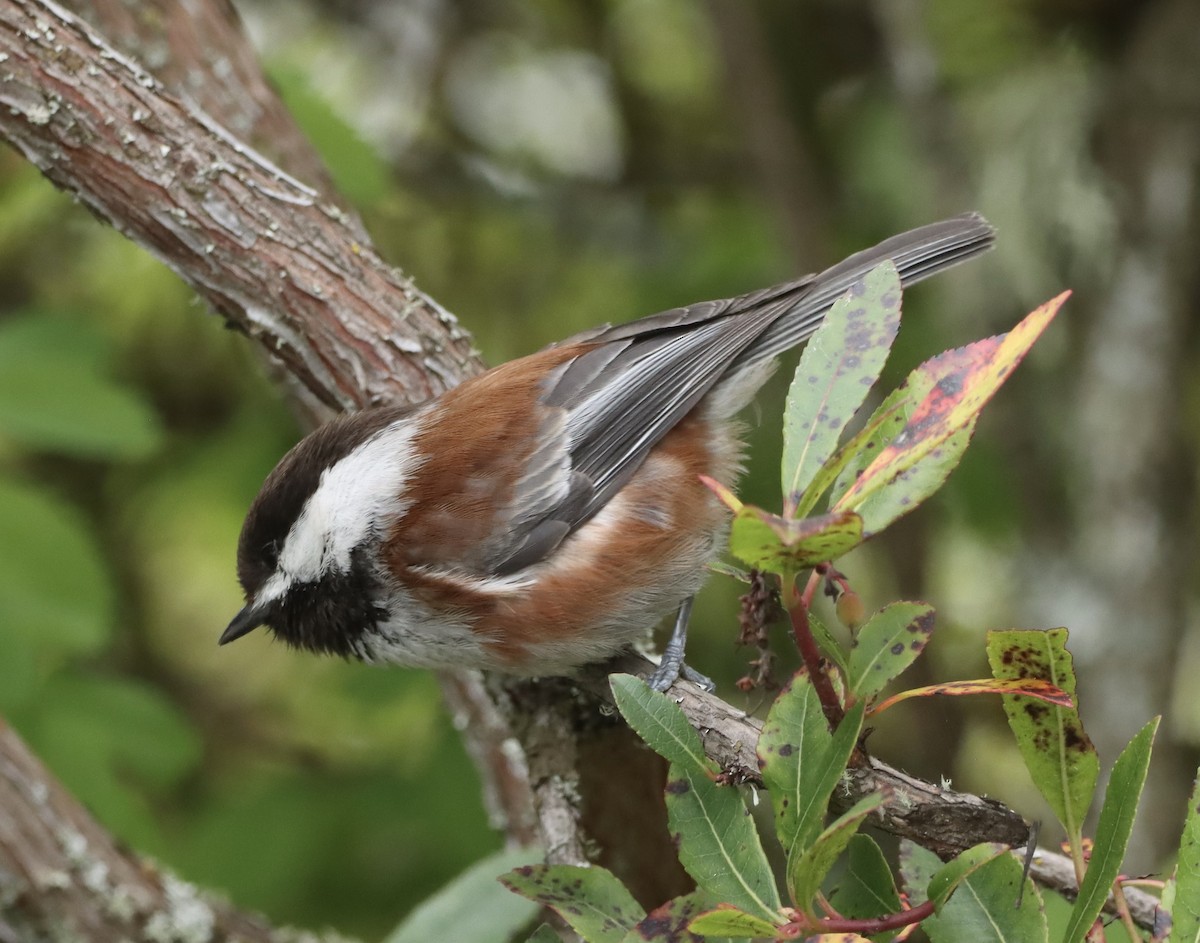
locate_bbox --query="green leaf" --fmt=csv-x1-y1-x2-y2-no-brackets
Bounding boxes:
808,610,850,675
851,420,975,537
386,846,543,943
828,834,902,927
921,852,1048,943
1063,717,1159,943
758,678,865,857
524,926,564,943
788,793,884,911
847,602,935,698
501,864,645,943
758,674,829,853
611,674,714,775
665,761,781,923
1169,770,1200,943
986,629,1098,844
0,314,163,459
927,844,1010,910
899,840,941,904
0,478,113,655
727,505,863,576
783,262,901,516
687,904,781,938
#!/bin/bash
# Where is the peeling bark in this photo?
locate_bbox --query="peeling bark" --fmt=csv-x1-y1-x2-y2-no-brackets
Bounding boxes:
0,0,481,416
0,720,330,943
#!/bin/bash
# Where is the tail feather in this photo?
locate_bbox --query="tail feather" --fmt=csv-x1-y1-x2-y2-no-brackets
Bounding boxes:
736,212,995,367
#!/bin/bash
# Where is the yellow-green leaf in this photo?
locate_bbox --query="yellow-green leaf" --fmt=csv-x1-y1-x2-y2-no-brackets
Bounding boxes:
838,293,1067,512
986,628,1097,846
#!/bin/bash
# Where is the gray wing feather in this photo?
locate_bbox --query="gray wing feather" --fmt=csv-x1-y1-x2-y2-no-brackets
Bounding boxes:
490,408,595,575
488,213,995,573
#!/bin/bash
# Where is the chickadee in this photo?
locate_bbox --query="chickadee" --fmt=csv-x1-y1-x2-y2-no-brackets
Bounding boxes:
221,214,993,688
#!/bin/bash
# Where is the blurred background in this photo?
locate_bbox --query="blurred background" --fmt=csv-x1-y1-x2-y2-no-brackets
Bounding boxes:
1,0,1198,938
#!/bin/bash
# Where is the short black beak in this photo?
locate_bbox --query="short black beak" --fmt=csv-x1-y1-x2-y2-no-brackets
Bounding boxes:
220,605,264,645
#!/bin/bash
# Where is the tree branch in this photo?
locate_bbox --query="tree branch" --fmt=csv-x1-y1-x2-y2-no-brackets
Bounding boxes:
0,0,481,415
0,720,330,943
61,0,351,211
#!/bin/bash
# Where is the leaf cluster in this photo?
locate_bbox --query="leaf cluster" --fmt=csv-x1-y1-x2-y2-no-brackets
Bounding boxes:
497,636,1179,943
709,262,1066,580
488,274,1200,942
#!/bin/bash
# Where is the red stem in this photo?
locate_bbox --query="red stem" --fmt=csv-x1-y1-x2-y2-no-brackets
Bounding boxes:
801,568,823,608
787,571,843,725
780,898,937,937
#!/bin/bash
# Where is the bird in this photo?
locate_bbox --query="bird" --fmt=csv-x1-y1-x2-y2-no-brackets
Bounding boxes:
221,214,994,689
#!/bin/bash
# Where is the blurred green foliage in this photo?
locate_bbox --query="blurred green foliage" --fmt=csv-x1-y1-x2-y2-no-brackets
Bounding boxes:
0,142,494,935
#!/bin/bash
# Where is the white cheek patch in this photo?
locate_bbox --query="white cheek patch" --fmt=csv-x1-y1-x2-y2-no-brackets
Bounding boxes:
276,417,425,585
256,570,289,607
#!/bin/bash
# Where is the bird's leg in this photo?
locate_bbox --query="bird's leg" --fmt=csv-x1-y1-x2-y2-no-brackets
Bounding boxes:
648,597,714,692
